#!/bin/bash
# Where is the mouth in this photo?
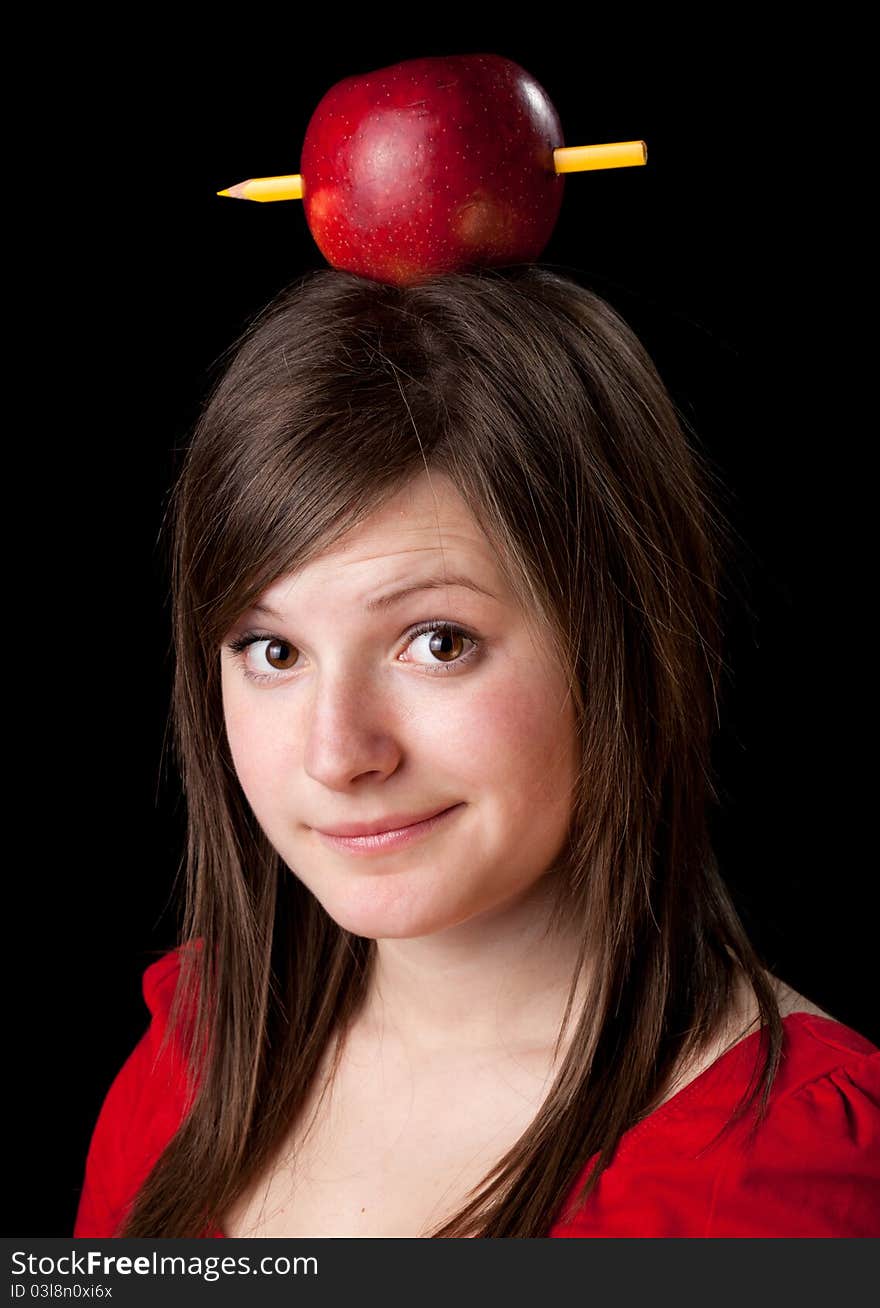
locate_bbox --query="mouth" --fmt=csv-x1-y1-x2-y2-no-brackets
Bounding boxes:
313,803,464,855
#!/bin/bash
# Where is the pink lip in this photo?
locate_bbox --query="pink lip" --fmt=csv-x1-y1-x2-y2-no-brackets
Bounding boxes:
314,804,463,854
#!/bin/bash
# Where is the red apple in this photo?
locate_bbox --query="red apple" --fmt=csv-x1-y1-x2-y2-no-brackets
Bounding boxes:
299,53,565,287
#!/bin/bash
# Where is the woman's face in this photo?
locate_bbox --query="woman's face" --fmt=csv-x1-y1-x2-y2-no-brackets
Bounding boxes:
220,470,578,940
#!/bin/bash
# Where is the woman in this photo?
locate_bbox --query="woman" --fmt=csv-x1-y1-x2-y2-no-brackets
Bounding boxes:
73,265,879,1238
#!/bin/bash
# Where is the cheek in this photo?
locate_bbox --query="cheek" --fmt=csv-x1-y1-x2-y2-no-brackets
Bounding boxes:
444,666,577,806
220,678,287,812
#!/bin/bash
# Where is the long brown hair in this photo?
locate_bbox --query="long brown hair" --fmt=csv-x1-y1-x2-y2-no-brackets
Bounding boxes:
122,263,783,1237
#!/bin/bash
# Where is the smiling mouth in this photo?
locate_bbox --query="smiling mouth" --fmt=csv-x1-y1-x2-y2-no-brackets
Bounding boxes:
313,804,464,855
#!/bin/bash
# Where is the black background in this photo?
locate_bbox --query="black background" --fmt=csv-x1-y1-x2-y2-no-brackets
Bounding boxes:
7,23,872,1237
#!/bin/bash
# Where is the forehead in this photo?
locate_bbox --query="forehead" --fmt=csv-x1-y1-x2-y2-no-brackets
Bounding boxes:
258,471,508,609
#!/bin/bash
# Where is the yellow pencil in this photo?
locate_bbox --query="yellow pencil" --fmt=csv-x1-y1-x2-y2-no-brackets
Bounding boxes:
216,140,647,201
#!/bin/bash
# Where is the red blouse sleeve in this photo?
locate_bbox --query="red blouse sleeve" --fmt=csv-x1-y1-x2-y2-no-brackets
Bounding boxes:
705,1051,880,1236
73,948,191,1237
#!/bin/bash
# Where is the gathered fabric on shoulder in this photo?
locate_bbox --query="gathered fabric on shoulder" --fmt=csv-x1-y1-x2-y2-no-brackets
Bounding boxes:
74,948,880,1239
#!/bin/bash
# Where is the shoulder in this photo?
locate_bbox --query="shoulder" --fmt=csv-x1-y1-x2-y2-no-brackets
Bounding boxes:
658,971,843,1107
765,1009,879,1101
141,939,202,1026
765,971,838,1022
73,943,201,1238
703,1011,880,1236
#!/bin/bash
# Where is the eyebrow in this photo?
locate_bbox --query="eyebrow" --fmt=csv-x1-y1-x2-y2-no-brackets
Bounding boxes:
250,574,498,619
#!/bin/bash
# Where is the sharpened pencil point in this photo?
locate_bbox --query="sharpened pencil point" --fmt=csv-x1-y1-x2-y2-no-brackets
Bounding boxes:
216,188,232,197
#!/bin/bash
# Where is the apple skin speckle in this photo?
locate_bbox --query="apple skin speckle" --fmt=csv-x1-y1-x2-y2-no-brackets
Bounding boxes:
300,53,565,287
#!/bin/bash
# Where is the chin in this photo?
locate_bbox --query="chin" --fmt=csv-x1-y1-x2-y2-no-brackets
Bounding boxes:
306,872,480,942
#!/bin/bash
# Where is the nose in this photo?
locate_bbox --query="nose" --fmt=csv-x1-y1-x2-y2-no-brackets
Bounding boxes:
302,666,403,790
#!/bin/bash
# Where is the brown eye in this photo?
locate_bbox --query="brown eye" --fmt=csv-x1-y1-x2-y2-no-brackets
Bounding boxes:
427,627,466,663
263,639,299,671
405,622,479,675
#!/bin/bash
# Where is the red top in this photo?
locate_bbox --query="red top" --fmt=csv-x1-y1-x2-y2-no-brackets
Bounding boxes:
74,947,880,1239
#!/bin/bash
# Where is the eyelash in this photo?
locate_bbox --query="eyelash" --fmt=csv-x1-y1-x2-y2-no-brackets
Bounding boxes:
225,619,482,685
